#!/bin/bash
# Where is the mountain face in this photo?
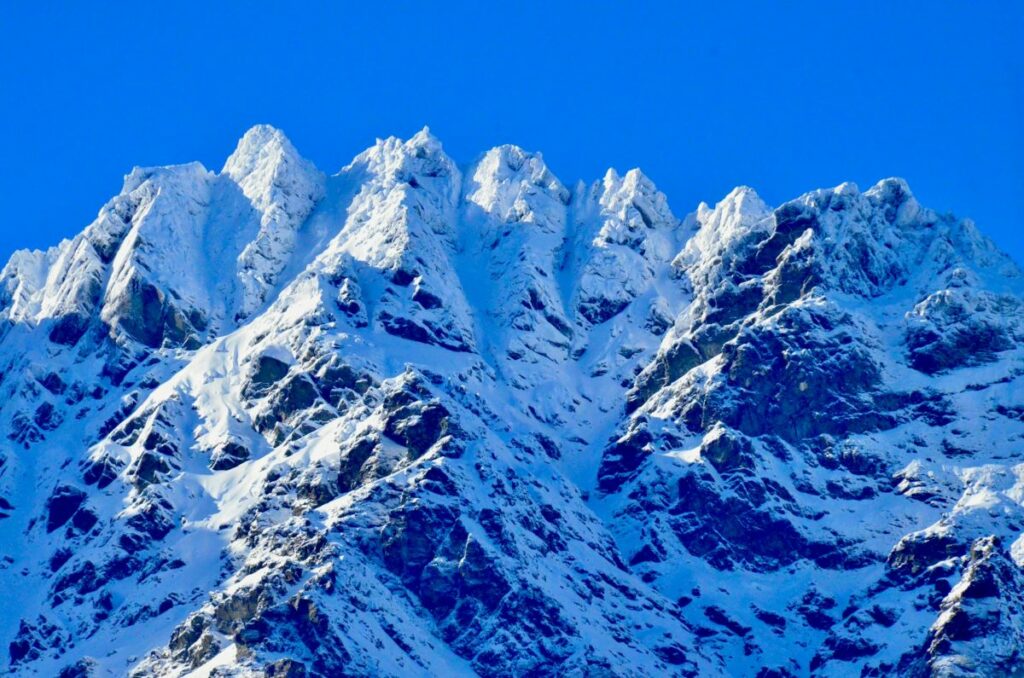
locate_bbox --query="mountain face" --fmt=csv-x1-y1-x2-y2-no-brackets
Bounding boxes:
1,127,1022,678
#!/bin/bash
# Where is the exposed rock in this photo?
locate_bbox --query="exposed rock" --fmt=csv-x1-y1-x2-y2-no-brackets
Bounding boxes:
209,440,251,471
45,486,87,533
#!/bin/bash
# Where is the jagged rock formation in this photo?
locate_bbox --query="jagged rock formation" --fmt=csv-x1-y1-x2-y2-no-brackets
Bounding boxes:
1,126,1022,677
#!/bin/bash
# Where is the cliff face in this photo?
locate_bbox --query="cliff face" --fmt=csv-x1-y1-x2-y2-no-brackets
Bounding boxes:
1,126,1022,677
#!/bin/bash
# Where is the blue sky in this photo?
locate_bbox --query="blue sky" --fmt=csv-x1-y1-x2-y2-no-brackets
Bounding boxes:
1,2,1020,262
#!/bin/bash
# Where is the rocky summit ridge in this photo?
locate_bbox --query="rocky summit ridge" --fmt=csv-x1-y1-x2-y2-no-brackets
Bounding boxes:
1,125,1022,677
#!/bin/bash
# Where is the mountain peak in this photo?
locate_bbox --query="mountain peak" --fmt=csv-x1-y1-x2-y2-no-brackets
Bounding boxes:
465,144,569,227
722,184,765,207
474,144,565,194
352,128,456,189
695,185,771,233
222,124,302,181
122,161,210,195
235,122,289,146
220,125,326,319
407,125,440,150
864,176,919,222
866,176,912,197
598,168,665,206
368,126,445,160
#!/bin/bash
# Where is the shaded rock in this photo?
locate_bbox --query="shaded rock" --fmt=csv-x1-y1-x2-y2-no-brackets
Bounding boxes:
887,531,965,581
243,354,291,400
597,423,654,493
104,275,201,349
382,393,453,458
46,485,86,533
126,450,173,489
210,440,250,471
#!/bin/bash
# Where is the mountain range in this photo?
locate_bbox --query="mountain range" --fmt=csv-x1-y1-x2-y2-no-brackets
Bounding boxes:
1,125,1022,677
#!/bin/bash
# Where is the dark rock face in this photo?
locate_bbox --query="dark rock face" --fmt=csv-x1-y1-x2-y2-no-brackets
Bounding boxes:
382,395,453,458
9,617,68,667
81,454,121,489
579,295,631,326
887,531,966,581
702,307,893,442
904,290,1021,374
126,450,173,489
380,502,461,588
336,435,378,493
627,340,704,413
245,360,340,446
104,275,202,349
48,312,92,347
168,615,220,668
264,658,310,677
906,322,1011,374
312,357,370,404
899,537,1024,676
700,428,755,474
378,309,472,353
597,423,654,493
671,471,817,571
57,658,97,678
209,440,250,471
243,355,291,399
45,486,87,533
256,375,321,429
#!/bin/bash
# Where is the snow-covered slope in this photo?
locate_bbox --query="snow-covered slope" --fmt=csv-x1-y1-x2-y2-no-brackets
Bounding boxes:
1,126,1022,677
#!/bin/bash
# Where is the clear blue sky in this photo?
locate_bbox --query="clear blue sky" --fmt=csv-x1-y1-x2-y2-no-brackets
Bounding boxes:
1,2,1021,263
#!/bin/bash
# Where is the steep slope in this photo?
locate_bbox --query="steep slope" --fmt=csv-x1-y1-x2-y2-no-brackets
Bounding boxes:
0,127,1021,678
226,124,326,320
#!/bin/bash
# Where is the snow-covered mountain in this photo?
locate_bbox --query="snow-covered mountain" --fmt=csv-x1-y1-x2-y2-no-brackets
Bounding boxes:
1,125,1022,677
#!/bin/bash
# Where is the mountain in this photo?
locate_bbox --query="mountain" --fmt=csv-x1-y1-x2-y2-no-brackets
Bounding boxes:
1,126,1022,677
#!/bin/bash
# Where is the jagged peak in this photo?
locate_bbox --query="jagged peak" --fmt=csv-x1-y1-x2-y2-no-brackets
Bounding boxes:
349,126,457,189
862,177,922,225
597,168,666,206
222,124,304,180
579,167,677,242
0,245,63,321
602,167,653,192
122,162,211,195
723,184,765,207
406,125,441,152
782,177,923,235
2,245,55,274
696,185,770,231
470,144,566,195
222,124,323,217
4,127,1024,678
227,126,326,319
480,143,540,170
793,178,915,216
676,186,773,272
865,176,912,200
834,180,860,196
464,144,569,226
365,126,445,160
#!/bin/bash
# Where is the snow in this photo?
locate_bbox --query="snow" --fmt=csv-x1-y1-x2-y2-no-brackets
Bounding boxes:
0,124,1022,677
226,126,327,319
